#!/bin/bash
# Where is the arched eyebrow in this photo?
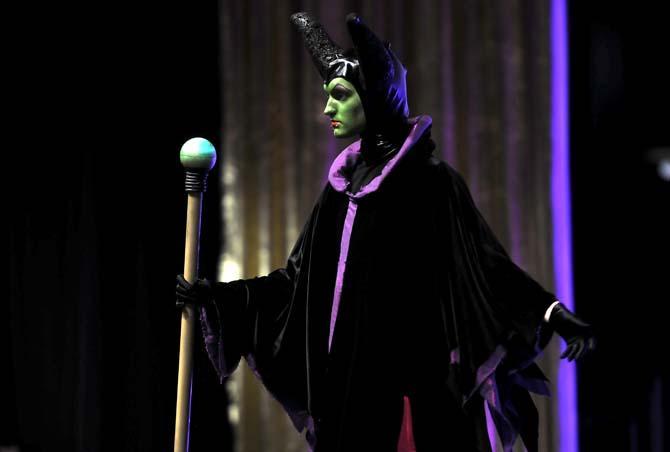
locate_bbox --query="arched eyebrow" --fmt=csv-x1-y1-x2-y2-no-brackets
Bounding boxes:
333,83,352,94
324,83,353,95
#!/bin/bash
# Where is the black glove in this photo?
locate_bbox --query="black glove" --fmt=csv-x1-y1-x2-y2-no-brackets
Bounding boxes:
176,274,214,308
548,303,596,361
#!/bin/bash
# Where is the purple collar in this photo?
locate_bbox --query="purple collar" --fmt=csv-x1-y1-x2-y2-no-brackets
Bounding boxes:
327,115,433,198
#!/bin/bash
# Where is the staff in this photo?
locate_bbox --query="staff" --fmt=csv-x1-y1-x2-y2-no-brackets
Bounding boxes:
174,137,217,452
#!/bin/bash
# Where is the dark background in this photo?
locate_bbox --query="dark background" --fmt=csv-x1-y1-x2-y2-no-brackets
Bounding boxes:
6,1,668,451
569,2,669,451
6,2,231,451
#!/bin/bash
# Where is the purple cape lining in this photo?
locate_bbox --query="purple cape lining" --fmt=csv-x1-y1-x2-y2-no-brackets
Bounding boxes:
326,116,433,353
469,333,551,452
327,115,433,197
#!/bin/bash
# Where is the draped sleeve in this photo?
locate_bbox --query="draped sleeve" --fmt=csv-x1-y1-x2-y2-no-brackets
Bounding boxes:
433,161,555,452
197,186,328,433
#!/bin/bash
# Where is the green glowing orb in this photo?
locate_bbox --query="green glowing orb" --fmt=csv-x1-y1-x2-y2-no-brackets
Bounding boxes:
179,137,217,171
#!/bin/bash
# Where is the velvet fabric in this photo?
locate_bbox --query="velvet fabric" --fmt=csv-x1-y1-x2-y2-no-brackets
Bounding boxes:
199,115,556,452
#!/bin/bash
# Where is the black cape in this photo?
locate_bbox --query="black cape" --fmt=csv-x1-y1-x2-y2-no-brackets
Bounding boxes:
199,115,556,452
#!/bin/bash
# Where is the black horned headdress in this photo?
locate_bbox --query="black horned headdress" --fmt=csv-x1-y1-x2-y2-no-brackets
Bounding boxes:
290,12,410,131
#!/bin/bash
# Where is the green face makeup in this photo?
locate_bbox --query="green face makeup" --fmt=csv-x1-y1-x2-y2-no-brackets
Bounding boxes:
323,77,366,138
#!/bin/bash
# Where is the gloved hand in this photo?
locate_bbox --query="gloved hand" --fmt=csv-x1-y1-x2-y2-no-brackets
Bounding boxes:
548,303,596,361
176,274,214,308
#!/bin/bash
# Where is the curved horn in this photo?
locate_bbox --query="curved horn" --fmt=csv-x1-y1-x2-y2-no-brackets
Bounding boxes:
291,12,346,80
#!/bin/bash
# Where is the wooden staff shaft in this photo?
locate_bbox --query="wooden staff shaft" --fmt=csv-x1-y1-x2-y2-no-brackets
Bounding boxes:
175,137,216,452
174,193,202,452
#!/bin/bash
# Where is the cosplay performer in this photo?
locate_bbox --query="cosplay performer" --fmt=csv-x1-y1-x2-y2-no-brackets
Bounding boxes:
176,12,596,452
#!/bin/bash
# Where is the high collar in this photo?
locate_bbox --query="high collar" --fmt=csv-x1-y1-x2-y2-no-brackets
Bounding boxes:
328,115,433,198
359,120,412,165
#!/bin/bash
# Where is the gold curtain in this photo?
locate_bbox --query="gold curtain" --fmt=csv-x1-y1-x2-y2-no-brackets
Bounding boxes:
218,1,560,451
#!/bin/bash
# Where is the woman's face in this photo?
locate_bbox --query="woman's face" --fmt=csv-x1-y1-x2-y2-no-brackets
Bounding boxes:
323,77,366,138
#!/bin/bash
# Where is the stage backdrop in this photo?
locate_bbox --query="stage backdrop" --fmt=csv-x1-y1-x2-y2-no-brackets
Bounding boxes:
216,1,561,451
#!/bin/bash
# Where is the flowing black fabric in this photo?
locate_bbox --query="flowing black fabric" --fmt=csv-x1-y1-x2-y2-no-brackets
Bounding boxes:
200,129,556,451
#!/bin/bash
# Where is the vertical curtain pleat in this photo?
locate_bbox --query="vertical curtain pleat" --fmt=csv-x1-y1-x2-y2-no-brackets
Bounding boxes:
218,2,558,451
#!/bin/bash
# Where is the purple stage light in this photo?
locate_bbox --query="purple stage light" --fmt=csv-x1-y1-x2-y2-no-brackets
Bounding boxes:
550,1,578,451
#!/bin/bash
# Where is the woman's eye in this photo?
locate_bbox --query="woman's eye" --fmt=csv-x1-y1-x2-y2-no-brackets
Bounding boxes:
333,90,348,101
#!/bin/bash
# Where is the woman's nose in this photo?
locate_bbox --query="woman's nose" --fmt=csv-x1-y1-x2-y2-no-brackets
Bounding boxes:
323,99,336,117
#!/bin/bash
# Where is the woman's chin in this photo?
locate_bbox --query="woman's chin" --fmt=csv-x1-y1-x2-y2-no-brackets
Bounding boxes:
333,128,352,139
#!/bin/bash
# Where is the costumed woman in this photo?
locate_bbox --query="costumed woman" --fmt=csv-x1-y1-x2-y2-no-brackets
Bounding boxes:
176,12,596,452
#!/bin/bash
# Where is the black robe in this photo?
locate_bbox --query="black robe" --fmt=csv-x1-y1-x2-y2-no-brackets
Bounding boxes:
199,115,556,452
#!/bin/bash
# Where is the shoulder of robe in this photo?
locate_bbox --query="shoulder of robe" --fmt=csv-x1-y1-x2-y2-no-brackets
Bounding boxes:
418,156,457,189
